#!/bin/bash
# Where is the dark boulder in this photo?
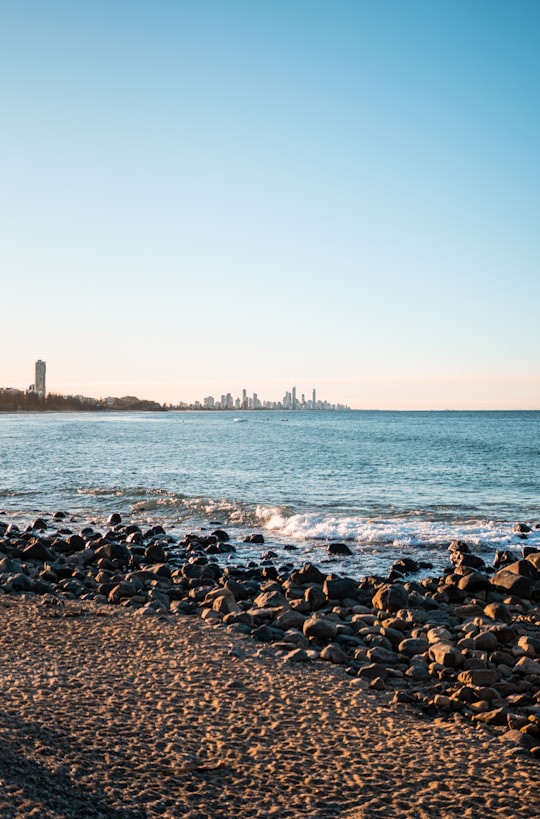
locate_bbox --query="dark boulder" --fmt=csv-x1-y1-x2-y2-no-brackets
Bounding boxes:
451,552,486,570
327,542,353,556
6,524,20,536
503,559,538,580
289,563,327,586
244,533,265,544
9,573,33,591
457,572,491,593
144,525,166,539
483,602,513,624
357,663,389,680
372,583,408,612
304,585,327,611
211,529,230,542
448,540,470,554
526,551,540,571
303,616,338,641
144,542,167,564
94,541,130,564
66,534,87,552
493,550,519,569
323,576,359,600
252,625,282,642
392,557,419,575
491,569,533,599
20,539,53,562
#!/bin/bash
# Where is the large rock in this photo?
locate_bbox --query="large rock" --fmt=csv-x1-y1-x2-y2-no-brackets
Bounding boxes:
289,563,327,586
108,581,138,604
493,550,519,569
513,656,540,676
213,595,241,615
491,569,533,599
254,590,289,609
357,663,389,680
327,542,353,556
457,669,499,686
20,540,53,562
372,584,408,612
367,646,401,665
303,616,338,641
304,585,326,611
211,529,230,542
94,541,130,564
448,540,471,554
8,572,33,591
398,637,429,658
244,533,265,544
144,542,167,564
451,552,486,570
391,557,419,575
457,572,491,593
504,559,538,580
0,557,21,574
59,534,86,552
323,576,359,600
273,609,307,631
320,644,349,664
526,551,540,571
429,642,465,668
473,631,498,651
483,602,513,624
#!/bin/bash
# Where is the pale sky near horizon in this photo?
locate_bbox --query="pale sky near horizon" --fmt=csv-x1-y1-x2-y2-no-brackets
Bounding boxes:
1,0,539,410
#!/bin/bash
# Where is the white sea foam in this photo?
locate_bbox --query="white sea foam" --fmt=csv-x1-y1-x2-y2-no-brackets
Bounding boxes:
254,504,539,554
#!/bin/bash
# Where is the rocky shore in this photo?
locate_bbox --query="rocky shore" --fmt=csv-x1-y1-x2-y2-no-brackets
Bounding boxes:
1,512,540,817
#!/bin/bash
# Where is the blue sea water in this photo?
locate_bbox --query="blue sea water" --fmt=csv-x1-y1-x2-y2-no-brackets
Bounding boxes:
0,410,539,577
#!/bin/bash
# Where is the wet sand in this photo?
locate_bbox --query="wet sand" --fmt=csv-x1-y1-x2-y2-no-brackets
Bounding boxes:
0,596,538,818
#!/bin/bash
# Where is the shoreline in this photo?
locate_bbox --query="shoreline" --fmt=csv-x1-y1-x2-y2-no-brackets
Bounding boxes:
1,513,539,816
1,596,539,818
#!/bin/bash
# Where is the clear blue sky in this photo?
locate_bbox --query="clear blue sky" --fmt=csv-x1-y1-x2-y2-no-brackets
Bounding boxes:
1,0,539,408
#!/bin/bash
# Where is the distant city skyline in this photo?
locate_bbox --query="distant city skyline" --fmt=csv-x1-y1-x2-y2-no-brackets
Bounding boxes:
0,358,538,411
1,2,539,410
195,386,349,411
1,361,349,410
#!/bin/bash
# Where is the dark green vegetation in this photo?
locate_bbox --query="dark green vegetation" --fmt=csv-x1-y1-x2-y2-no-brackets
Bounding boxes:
0,390,166,412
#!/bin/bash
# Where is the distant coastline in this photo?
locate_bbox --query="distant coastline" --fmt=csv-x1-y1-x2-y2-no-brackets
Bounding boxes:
0,389,350,413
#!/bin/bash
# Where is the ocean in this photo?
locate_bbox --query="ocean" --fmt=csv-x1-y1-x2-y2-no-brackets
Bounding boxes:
1,410,539,578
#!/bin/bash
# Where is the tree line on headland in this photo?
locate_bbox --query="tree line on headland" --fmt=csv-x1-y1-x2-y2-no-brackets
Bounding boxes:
0,390,166,412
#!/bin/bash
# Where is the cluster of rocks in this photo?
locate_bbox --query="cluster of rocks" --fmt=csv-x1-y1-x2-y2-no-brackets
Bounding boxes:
1,513,539,758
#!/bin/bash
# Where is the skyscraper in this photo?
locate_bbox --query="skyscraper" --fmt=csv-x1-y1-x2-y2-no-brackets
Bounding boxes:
35,360,46,398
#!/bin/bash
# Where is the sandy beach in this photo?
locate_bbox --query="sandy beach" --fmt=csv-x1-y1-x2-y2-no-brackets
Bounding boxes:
0,595,538,819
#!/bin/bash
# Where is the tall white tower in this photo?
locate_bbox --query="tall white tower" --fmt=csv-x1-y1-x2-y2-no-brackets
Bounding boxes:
35,360,46,398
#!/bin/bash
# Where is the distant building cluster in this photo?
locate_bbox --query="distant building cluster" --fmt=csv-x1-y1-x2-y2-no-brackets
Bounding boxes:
187,386,350,411
1,364,350,412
